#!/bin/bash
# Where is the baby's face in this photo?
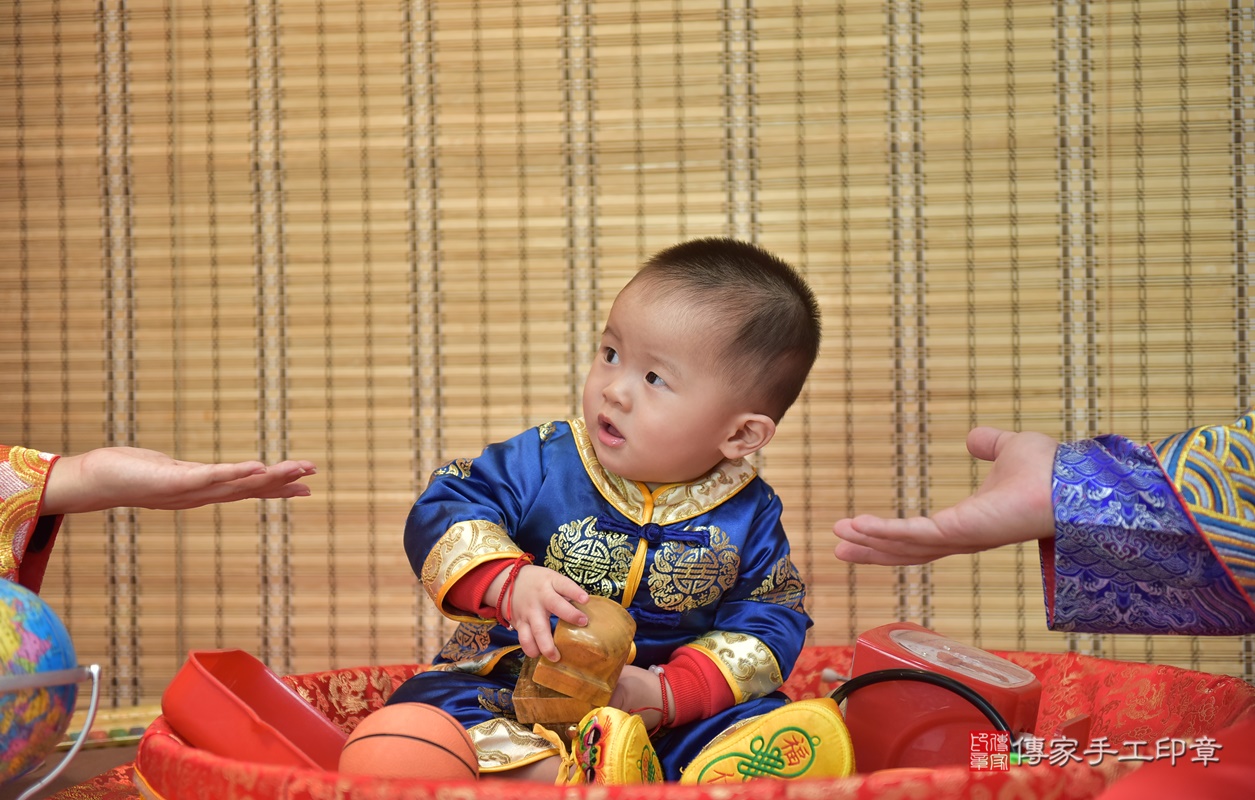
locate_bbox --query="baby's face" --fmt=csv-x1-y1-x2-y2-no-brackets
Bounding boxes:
581,280,745,486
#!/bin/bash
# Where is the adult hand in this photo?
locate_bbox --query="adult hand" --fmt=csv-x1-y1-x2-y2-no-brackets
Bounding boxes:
41,447,316,515
833,427,1057,565
493,564,589,661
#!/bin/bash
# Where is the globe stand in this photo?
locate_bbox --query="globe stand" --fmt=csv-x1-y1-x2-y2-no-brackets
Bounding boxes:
0,663,101,800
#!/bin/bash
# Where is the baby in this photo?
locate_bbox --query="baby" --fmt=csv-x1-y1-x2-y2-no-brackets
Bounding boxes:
390,238,829,784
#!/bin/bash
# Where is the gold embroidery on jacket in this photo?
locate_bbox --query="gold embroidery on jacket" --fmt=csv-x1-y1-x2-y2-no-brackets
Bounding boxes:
432,457,474,480
543,515,633,599
750,555,806,612
436,622,494,663
648,526,740,612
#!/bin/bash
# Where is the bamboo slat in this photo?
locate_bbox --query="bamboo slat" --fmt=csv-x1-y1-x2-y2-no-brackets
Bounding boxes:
2,0,1251,702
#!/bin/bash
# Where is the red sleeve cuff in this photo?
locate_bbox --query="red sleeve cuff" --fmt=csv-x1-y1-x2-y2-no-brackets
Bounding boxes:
17,515,63,594
444,560,510,618
1039,537,1057,628
665,648,736,727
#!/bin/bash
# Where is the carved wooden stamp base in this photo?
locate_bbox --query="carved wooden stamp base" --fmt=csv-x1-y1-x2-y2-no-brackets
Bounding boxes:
513,656,596,733
512,596,636,731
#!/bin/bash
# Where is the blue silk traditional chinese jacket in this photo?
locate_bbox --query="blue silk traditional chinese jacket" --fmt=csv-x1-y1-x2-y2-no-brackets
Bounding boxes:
395,418,811,776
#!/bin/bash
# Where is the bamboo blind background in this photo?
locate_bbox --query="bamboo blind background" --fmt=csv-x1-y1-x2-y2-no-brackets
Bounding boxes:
1,0,1253,707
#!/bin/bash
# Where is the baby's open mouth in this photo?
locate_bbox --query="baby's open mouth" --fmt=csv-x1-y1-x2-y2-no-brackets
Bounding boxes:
600,417,625,441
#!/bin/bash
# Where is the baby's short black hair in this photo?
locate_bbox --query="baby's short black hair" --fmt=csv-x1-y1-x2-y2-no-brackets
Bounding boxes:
631,238,821,421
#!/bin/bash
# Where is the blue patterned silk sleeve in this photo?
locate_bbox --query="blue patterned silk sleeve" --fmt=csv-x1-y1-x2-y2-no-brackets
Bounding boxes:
1045,429,1255,635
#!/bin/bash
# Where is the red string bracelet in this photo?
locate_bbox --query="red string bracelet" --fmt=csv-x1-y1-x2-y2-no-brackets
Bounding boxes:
495,553,534,631
627,705,665,736
649,664,671,732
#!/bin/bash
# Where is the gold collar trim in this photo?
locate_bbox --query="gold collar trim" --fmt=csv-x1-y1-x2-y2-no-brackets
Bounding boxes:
569,418,757,526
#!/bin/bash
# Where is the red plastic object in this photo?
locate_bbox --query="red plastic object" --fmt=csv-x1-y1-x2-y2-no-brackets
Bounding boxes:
161,649,347,771
1052,713,1093,746
127,648,1255,800
842,622,1042,772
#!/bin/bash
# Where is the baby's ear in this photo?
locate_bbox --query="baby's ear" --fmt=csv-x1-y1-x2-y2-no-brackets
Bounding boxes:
719,414,777,461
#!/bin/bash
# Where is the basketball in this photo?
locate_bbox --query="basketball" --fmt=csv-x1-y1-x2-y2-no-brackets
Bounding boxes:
339,702,479,780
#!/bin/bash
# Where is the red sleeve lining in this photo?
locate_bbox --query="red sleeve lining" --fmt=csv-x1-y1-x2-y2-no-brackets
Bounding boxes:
444,560,511,618
1039,537,1057,628
665,647,735,727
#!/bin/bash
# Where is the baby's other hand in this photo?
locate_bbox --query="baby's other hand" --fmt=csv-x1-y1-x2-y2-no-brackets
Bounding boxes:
609,664,664,732
505,565,589,661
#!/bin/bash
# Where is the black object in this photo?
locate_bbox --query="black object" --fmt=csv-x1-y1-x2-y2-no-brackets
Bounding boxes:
826,667,1012,733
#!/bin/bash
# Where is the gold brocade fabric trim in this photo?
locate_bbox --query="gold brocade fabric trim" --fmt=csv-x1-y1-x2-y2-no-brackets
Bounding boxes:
647,526,740,612
421,519,524,621
0,445,56,581
685,632,784,703
570,418,758,525
749,555,806,613
469,716,561,772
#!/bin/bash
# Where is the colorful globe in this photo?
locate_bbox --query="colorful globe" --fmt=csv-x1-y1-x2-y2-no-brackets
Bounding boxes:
0,580,78,784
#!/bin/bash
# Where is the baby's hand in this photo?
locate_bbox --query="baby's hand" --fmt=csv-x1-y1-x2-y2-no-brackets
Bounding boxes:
503,565,589,661
609,664,666,733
